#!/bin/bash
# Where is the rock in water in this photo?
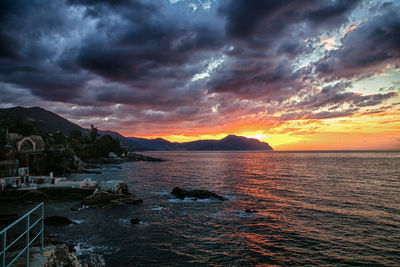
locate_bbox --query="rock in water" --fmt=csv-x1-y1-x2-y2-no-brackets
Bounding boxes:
82,190,142,207
118,183,130,195
45,216,76,226
245,209,257,213
171,187,225,201
171,187,189,199
130,218,140,224
78,253,106,267
189,190,226,201
51,244,81,267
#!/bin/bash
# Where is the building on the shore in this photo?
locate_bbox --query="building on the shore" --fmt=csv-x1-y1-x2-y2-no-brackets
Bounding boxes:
0,159,19,178
6,133,45,153
108,152,118,158
1,133,45,172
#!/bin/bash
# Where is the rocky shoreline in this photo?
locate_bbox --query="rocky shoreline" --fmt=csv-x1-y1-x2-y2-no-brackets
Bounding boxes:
0,180,230,266
85,153,166,165
71,152,165,175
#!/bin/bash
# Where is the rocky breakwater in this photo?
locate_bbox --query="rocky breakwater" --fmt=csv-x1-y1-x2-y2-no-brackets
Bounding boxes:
81,182,142,208
88,152,166,164
127,153,165,162
171,187,226,201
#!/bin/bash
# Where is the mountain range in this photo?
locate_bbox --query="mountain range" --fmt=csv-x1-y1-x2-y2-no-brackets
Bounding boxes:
0,106,273,151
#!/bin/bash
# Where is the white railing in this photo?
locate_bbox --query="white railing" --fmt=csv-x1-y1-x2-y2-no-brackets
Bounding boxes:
0,202,44,267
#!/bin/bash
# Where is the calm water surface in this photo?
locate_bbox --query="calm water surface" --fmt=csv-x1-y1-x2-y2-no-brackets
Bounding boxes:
19,152,400,265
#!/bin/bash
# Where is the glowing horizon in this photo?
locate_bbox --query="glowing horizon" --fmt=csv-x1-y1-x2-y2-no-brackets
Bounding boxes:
1,1,399,151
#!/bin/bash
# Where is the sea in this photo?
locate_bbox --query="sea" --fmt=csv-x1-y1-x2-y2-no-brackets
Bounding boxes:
13,151,400,265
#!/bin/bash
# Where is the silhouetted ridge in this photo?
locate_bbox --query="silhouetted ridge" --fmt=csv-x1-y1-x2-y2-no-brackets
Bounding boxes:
176,135,273,151
0,106,273,151
0,106,84,135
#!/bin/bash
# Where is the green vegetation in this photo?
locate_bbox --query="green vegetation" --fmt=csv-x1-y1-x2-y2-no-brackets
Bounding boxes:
0,112,124,174
69,129,123,161
9,118,45,137
0,113,46,138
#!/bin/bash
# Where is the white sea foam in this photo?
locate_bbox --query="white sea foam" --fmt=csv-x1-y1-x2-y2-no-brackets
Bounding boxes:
116,218,130,225
235,212,253,218
115,218,149,228
234,212,269,219
74,243,94,256
223,195,237,201
156,190,171,195
210,211,227,218
77,205,89,211
151,206,164,211
168,197,222,203
71,219,85,224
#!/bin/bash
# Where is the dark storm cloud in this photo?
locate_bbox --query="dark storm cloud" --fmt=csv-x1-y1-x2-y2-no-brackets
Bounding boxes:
208,57,306,100
68,0,132,6
0,0,398,129
76,22,221,82
0,0,90,102
209,0,362,99
306,0,361,26
219,0,360,40
315,9,400,80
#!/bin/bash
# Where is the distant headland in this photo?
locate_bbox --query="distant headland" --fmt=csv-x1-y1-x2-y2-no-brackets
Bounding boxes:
0,106,273,152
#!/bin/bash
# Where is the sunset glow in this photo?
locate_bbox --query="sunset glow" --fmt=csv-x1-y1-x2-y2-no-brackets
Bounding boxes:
1,0,399,150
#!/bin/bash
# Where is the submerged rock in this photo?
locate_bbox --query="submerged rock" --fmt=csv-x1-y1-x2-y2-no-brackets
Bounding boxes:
244,209,257,213
171,187,225,201
127,153,165,162
130,218,140,224
45,216,76,226
82,191,142,207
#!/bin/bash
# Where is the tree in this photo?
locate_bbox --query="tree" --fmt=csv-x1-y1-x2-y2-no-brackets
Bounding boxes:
95,135,122,157
89,125,98,143
10,118,41,136
69,130,83,140
53,131,66,145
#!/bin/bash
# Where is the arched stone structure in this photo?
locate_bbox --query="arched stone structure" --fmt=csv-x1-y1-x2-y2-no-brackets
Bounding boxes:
17,137,36,152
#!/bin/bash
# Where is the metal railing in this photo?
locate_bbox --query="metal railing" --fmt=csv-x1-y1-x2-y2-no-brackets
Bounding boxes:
0,202,44,267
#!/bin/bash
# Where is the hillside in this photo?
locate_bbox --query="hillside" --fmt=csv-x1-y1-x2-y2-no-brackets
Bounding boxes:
0,106,273,151
0,106,84,135
177,135,273,151
128,135,273,151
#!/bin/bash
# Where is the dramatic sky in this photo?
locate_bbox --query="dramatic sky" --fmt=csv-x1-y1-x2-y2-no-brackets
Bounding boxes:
1,0,400,150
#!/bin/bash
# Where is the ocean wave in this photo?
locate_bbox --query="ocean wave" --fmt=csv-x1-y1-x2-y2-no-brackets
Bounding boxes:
115,218,130,225
115,218,149,228
71,219,85,224
168,197,222,203
151,206,164,211
234,211,269,219
156,190,171,195
74,242,119,256
74,243,94,256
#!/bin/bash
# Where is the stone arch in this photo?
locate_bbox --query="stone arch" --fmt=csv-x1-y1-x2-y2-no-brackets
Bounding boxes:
17,137,36,152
